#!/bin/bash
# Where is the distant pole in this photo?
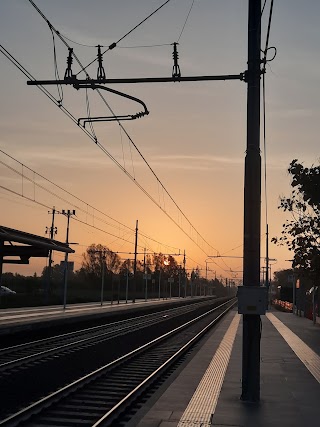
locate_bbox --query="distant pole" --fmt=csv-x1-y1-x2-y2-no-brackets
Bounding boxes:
126,263,129,304
178,266,181,298
133,220,138,303
241,0,261,402
62,209,75,310
144,247,147,301
158,268,161,300
183,250,186,298
45,207,56,302
100,252,105,306
266,223,270,305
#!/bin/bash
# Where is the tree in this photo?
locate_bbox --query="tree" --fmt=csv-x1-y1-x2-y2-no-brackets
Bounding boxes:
81,244,121,279
119,259,133,275
272,159,320,283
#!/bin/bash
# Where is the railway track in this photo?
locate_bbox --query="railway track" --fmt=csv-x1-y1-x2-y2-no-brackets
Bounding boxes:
0,298,221,374
0,298,236,427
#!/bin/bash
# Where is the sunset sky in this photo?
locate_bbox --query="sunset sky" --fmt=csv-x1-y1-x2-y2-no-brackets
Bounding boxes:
1,0,319,283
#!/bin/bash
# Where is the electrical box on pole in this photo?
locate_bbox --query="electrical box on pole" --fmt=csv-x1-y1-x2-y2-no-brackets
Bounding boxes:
237,286,267,315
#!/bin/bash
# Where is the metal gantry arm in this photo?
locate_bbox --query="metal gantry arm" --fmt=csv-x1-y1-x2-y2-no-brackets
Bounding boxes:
27,74,245,86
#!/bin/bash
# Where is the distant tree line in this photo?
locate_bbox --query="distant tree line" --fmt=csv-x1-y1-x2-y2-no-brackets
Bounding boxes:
0,243,234,308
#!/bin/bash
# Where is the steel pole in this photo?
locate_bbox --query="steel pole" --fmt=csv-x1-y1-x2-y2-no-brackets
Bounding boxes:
144,248,147,302
63,213,71,310
126,269,129,304
46,207,56,302
132,220,138,303
241,0,262,402
101,254,105,306
183,250,186,298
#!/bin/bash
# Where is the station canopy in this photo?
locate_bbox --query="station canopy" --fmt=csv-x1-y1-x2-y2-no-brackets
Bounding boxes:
0,225,74,265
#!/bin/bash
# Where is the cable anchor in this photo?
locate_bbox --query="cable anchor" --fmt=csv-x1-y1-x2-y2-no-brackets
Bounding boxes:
172,42,181,79
97,45,106,80
64,48,74,80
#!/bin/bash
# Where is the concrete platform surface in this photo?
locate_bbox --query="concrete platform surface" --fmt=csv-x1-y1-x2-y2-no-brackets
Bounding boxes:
134,308,320,427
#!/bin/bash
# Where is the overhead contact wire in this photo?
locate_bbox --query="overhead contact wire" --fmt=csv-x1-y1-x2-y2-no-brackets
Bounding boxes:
25,2,220,257
177,0,195,42
76,0,174,76
0,150,179,252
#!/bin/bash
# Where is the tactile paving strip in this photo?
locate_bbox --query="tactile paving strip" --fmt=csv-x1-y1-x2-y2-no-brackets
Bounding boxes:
177,312,241,427
266,312,320,383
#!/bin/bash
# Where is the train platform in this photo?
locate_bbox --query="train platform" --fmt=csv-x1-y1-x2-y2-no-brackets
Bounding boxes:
134,307,320,427
0,297,197,336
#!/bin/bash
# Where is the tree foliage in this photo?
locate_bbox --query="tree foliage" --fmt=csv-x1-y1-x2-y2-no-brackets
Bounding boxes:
81,243,121,278
272,160,320,280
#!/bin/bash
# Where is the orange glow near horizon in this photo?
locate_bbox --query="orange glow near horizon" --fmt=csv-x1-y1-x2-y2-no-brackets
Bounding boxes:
1,1,319,283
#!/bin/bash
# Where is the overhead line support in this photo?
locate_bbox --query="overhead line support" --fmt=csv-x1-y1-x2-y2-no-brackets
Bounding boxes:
27,73,245,86
241,0,262,402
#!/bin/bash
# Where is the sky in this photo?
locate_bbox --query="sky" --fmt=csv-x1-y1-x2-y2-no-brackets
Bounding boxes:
0,0,319,283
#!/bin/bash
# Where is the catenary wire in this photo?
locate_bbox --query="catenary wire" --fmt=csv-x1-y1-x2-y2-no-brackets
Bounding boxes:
49,27,64,102
12,4,225,261
0,44,185,253
0,149,132,233
27,1,223,258
96,89,221,257
74,0,174,76
177,0,195,42
118,43,171,49
262,0,275,231
261,0,268,16
26,1,215,253
0,184,146,250
0,150,180,252
55,32,100,48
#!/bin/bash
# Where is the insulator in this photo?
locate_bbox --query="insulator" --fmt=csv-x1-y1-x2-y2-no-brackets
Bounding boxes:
64,48,74,80
172,42,181,79
97,45,106,80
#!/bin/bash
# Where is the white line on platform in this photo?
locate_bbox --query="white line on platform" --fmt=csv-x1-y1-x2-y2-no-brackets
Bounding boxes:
177,312,241,427
266,312,320,384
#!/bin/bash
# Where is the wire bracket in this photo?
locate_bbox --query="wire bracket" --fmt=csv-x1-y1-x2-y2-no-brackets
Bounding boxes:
97,45,106,80
75,83,149,126
172,42,181,79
